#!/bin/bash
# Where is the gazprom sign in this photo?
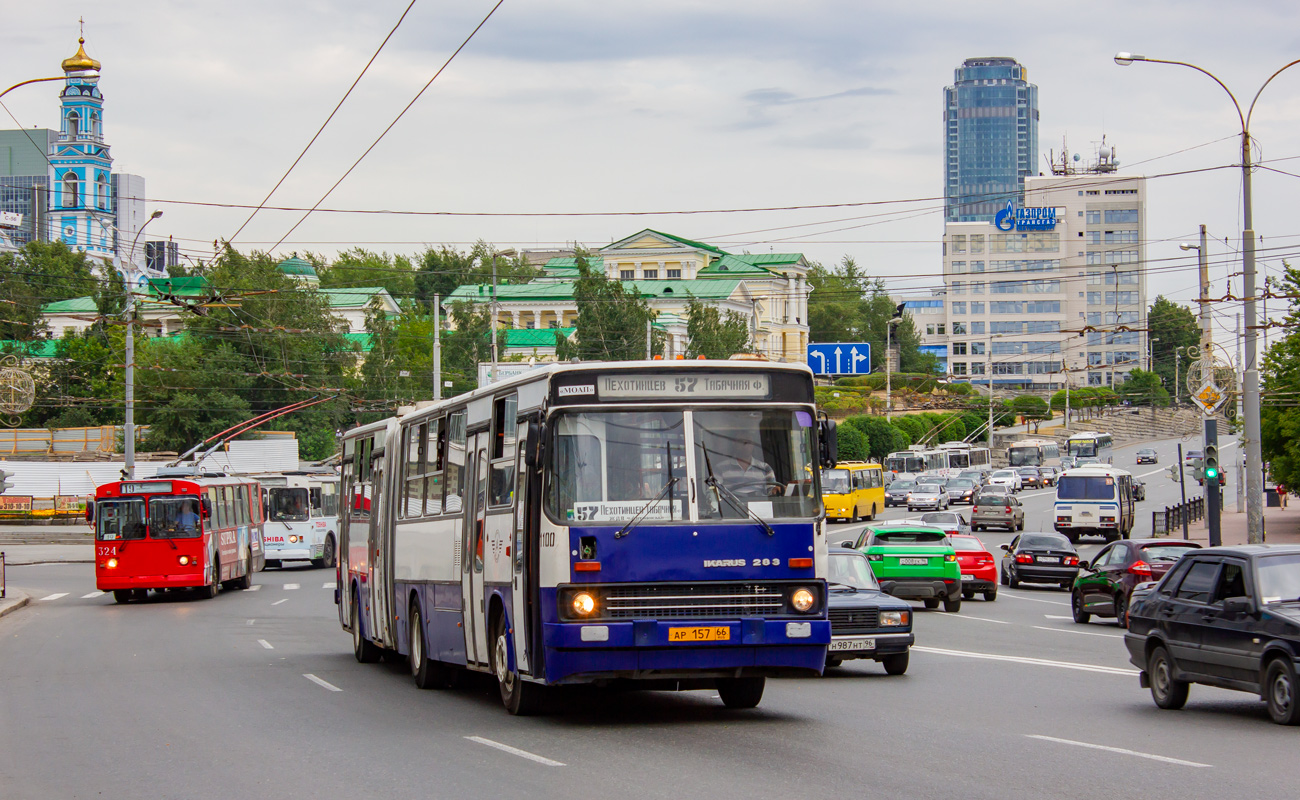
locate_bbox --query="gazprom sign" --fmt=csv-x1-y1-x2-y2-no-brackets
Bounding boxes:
994,201,1057,232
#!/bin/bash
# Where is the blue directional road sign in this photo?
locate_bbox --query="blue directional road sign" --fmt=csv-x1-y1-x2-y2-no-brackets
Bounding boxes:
806,342,871,376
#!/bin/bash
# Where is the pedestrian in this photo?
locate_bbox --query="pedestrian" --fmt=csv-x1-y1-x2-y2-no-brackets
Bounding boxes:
1279,483,1288,508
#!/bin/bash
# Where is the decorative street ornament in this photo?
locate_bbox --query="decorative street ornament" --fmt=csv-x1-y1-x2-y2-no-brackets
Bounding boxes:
1192,382,1227,415
0,354,36,427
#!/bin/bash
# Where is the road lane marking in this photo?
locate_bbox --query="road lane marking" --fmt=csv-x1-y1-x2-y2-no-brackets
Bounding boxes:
246,619,256,626
272,599,288,606
1024,735,1211,768
1000,591,1068,606
944,613,1010,624
303,673,342,692
284,583,300,590
1043,614,1072,619
465,736,565,767
1032,625,1123,639
39,593,68,601
257,639,274,649
81,591,103,599
247,585,262,591
912,645,1138,676
323,581,336,589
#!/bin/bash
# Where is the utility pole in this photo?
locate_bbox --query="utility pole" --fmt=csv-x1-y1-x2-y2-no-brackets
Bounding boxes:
433,293,441,402
885,322,892,416
645,318,652,359
123,209,163,480
1236,312,1245,513
488,248,516,384
1176,443,1189,540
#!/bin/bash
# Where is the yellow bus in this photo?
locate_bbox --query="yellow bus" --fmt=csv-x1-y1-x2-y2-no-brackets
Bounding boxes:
820,461,886,522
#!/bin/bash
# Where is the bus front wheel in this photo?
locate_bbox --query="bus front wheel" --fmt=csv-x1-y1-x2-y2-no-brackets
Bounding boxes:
717,677,765,709
493,613,544,715
113,590,131,604
312,535,336,569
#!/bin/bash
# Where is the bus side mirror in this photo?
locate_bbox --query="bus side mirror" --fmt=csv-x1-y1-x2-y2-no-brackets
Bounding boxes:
524,419,543,471
819,417,838,469
201,499,212,519
85,503,94,524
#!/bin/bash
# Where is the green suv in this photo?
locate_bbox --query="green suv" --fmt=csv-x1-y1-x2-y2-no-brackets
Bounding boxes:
844,524,963,612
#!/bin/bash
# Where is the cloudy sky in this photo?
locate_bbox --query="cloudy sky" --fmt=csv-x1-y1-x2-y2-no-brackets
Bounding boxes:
5,0,1300,324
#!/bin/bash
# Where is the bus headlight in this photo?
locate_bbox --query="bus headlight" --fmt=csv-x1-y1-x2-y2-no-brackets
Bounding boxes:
106,558,118,569
791,587,816,613
178,555,191,566
572,592,597,616
289,535,299,544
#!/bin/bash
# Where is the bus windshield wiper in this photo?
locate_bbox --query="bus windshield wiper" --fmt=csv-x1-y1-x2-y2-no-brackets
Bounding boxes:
614,477,678,540
699,444,775,537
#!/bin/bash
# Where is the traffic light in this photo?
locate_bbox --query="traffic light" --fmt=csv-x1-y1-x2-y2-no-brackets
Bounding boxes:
0,468,12,495
1166,464,1179,483
1203,444,1220,482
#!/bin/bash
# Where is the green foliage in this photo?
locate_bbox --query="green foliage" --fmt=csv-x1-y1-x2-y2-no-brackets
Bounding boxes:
685,297,750,359
835,422,870,462
565,248,660,361
1148,295,1201,397
891,415,925,442
1117,369,1170,407
412,242,541,309
0,239,110,340
1261,261,1300,490
319,248,416,298
843,415,911,461
807,259,933,374
442,301,496,395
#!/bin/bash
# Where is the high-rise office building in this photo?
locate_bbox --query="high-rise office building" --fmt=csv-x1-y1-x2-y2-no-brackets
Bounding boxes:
944,57,1039,223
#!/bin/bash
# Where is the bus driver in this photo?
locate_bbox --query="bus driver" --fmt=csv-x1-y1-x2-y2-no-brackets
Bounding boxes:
717,438,782,497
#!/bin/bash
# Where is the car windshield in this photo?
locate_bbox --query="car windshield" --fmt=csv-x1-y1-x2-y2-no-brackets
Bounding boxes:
1020,534,1069,550
951,537,984,552
828,552,879,590
916,483,942,493
821,469,851,494
1139,450,1155,456
269,487,310,522
873,530,948,545
149,496,203,538
1016,468,1038,476
95,498,146,541
1256,554,1300,603
1138,544,1198,562
947,479,974,489
1056,475,1117,501
890,481,916,492
992,471,1016,479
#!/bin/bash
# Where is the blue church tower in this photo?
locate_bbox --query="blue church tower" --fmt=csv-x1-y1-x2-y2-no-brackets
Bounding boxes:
49,36,115,260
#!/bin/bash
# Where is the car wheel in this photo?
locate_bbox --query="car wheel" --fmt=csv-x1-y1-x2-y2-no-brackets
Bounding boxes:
943,594,962,613
494,612,546,715
1071,591,1091,623
923,598,939,610
983,588,997,602
1114,592,1129,629
1265,659,1300,725
962,589,975,601
1000,569,1009,586
825,657,843,668
1148,645,1189,710
881,652,909,675
1008,570,1020,589
113,590,131,604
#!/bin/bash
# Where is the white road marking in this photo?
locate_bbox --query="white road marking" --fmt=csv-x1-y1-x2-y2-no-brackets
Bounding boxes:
257,639,274,649
1000,591,1068,606
912,645,1138,676
39,593,68,601
81,591,104,599
303,673,342,692
1025,735,1212,768
1032,625,1123,639
284,583,300,590
246,619,256,626
1043,614,1072,619
323,581,336,589
247,585,262,591
465,736,566,767
271,599,288,606
944,613,1010,624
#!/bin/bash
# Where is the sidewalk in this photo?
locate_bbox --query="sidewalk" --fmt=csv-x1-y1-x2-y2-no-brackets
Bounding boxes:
1159,503,1300,546
1,544,94,565
0,589,29,620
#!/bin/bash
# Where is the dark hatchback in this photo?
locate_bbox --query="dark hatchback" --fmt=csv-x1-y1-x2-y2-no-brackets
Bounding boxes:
885,480,916,508
1000,532,1080,590
1071,540,1202,626
1125,545,1300,724
1016,467,1045,489
824,548,915,674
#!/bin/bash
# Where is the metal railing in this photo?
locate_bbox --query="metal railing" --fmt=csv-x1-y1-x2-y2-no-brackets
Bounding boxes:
1153,497,1204,538
1,551,6,599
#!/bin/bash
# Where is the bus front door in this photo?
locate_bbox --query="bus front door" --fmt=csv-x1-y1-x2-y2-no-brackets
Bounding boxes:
462,430,491,667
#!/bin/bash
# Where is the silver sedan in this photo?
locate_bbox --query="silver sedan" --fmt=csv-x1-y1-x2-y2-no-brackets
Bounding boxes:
907,483,950,512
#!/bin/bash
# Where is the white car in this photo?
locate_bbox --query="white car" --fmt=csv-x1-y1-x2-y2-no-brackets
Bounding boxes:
987,469,1023,492
907,483,950,512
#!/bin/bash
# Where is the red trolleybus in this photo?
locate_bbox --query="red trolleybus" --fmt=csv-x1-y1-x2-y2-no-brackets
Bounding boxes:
91,474,266,603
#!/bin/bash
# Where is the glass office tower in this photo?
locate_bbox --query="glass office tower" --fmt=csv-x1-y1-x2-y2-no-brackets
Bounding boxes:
944,57,1039,223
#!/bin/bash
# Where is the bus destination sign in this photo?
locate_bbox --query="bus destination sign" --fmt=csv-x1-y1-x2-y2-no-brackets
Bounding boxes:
598,373,771,401
119,481,173,495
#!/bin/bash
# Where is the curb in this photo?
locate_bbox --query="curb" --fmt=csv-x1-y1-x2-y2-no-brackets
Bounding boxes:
4,559,96,566
0,590,31,620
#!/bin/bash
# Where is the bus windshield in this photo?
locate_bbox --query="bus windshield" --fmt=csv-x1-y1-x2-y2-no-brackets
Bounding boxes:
887,455,925,474
96,498,146,541
1008,447,1040,466
149,496,203,538
1068,440,1097,457
821,469,851,494
1056,475,1116,501
269,487,310,522
694,409,819,520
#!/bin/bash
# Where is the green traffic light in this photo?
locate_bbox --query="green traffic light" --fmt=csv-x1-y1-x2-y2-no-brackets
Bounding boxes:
1204,466,1218,479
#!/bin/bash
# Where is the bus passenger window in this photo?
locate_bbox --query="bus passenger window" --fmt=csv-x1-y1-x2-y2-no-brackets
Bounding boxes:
423,418,443,515
444,411,467,514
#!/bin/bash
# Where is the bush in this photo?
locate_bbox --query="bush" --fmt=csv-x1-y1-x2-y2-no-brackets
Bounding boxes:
845,415,911,461
835,422,870,462
891,415,925,443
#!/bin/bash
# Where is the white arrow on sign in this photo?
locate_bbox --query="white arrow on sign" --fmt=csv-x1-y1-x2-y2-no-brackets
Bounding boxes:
809,350,826,372
850,346,866,373
834,347,843,373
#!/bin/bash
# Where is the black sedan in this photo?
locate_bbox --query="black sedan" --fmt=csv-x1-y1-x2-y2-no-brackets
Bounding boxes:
945,477,979,504
885,480,916,508
1000,532,1080,590
1136,448,1158,464
1125,545,1300,724
825,548,915,674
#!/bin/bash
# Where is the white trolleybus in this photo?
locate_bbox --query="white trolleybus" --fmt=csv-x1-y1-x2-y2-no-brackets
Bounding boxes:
257,470,341,568
1053,465,1136,543
1007,439,1061,468
1066,432,1114,465
885,448,944,478
935,441,991,472
337,361,838,714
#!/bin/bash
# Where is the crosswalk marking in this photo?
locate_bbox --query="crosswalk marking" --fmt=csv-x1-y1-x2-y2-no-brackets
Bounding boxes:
284,583,300,590
81,591,104,599
39,593,69,601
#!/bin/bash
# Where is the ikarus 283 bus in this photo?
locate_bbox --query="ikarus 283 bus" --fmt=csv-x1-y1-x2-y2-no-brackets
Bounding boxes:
337,361,837,714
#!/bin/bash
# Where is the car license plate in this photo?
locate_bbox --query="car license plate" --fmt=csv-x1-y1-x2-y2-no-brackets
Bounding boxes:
1037,556,1060,563
899,557,928,565
829,638,876,652
667,626,730,642
961,574,975,580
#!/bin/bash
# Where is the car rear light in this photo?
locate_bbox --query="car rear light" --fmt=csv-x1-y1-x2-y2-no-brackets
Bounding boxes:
867,554,883,561
1101,516,1115,523
1128,560,1152,577
1004,506,1012,514
1015,553,1034,564
1056,516,1070,522
1064,556,1079,566
944,554,956,562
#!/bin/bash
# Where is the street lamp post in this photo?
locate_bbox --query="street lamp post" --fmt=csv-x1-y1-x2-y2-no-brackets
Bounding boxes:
122,210,163,480
488,248,516,384
1117,53,1300,544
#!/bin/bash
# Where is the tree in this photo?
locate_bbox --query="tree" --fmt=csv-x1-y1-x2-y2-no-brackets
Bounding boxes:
1117,369,1170,408
565,248,660,361
319,248,416,299
843,415,910,462
1148,296,1200,398
685,297,750,358
808,256,869,344
442,301,497,394
835,423,870,462
1261,262,1300,490
1010,395,1051,433
412,241,541,310
0,240,108,340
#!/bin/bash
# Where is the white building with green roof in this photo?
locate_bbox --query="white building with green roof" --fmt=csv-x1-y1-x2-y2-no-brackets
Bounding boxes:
448,229,811,360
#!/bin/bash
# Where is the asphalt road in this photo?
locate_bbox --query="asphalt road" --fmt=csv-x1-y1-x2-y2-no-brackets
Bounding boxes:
2,434,1290,800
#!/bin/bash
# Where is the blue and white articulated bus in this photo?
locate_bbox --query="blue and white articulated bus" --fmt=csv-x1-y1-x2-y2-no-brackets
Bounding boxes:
258,471,341,568
337,360,837,714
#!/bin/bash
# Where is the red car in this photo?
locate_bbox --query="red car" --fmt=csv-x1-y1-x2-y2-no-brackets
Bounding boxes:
950,533,997,601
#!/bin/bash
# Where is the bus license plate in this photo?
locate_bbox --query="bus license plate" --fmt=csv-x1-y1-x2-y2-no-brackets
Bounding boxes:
668,626,730,642
899,557,928,565
830,638,876,652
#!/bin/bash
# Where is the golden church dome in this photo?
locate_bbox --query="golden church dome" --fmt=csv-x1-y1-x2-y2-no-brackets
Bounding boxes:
61,38,101,73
